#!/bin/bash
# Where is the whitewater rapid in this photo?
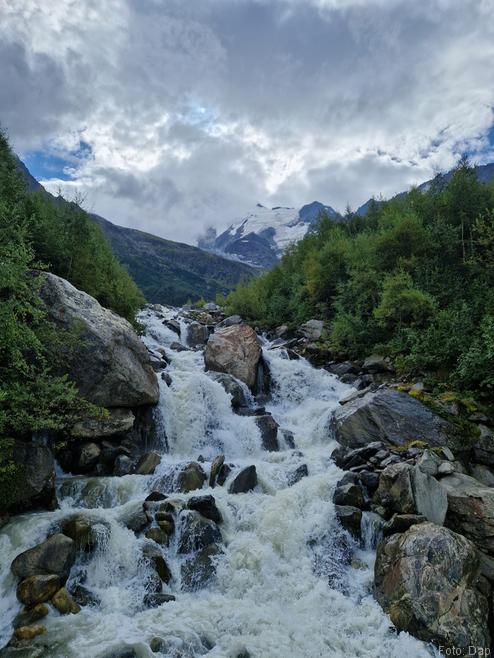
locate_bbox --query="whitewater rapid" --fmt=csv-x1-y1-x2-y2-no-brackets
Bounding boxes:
0,306,434,658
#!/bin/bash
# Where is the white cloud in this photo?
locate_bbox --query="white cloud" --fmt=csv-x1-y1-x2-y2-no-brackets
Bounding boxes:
1,0,493,242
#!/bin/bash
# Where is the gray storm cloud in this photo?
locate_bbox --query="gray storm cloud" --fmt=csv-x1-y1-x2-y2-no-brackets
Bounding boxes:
1,0,493,242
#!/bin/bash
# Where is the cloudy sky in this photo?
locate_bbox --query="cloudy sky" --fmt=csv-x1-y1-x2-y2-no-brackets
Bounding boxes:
1,0,494,244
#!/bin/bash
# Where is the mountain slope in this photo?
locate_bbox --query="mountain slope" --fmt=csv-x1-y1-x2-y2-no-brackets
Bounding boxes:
92,214,256,305
15,158,256,305
356,162,494,215
199,201,339,268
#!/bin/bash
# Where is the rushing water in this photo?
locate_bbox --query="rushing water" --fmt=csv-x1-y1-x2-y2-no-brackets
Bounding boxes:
0,306,434,658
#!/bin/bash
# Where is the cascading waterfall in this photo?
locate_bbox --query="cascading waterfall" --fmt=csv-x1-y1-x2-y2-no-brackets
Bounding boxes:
0,305,434,658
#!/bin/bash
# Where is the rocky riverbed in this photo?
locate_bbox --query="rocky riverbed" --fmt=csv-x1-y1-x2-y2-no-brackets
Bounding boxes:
1,281,493,656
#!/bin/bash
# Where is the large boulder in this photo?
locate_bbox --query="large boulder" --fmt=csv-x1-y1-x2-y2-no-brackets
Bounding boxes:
11,534,75,582
331,388,464,453
255,414,279,452
16,575,61,607
297,319,324,341
186,322,209,347
374,463,448,525
70,408,135,439
374,523,489,650
39,272,159,408
440,473,494,556
204,325,262,392
2,439,56,512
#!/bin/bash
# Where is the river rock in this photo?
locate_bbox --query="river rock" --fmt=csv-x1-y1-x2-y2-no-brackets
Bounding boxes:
208,373,250,409
39,272,159,407
440,473,494,556
335,505,362,539
13,604,49,630
374,523,489,649
13,625,47,642
135,451,161,475
123,505,150,533
143,592,176,608
71,408,135,439
255,414,279,452
181,544,222,592
187,322,209,347
177,462,206,492
145,528,170,546
177,510,222,554
4,440,56,512
61,514,99,552
70,584,100,607
382,513,426,537
77,442,101,472
287,464,308,486
113,455,134,476
204,325,262,392
217,315,242,328
142,544,172,584
333,482,365,509
11,534,75,581
332,388,464,453
374,463,447,525
51,587,81,614
187,495,222,524
228,466,257,494
297,320,324,341
209,454,225,487
17,575,61,607
164,319,181,336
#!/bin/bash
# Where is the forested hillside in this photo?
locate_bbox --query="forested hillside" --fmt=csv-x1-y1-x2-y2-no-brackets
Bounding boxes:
226,159,494,394
0,130,142,487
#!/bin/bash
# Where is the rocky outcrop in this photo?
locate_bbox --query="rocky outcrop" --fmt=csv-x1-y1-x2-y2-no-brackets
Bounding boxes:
374,523,489,650
332,388,464,453
70,408,135,439
11,534,75,582
39,272,159,408
440,473,494,557
4,439,56,512
204,325,262,392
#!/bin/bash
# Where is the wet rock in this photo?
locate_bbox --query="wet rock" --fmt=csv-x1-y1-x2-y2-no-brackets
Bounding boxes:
17,575,61,607
11,534,75,581
208,372,250,409
331,388,464,453
142,544,172,583
161,371,172,386
13,604,48,630
326,361,359,377
122,505,150,533
39,272,159,407
176,462,206,493
187,321,209,347
177,510,222,554
51,587,81,614
375,522,489,649
135,451,161,475
440,473,494,556
216,463,232,487
333,482,365,509
13,626,46,642
61,514,100,552
113,455,134,476
209,454,225,487
287,464,308,486
76,442,102,472
145,528,170,546
181,544,222,592
164,319,181,336
97,647,138,658
69,584,100,607
170,341,188,352
362,354,394,373
255,414,279,452
281,430,295,449
204,324,262,392
297,319,324,341
382,514,427,537
335,505,362,539
228,466,257,494
358,471,380,495
3,439,55,513
143,592,176,608
155,511,175,536
187,495,222,524
145,491,167,502
71,408,135,439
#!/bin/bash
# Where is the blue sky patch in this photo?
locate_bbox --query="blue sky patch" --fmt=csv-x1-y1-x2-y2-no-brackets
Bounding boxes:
23,140,92,182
